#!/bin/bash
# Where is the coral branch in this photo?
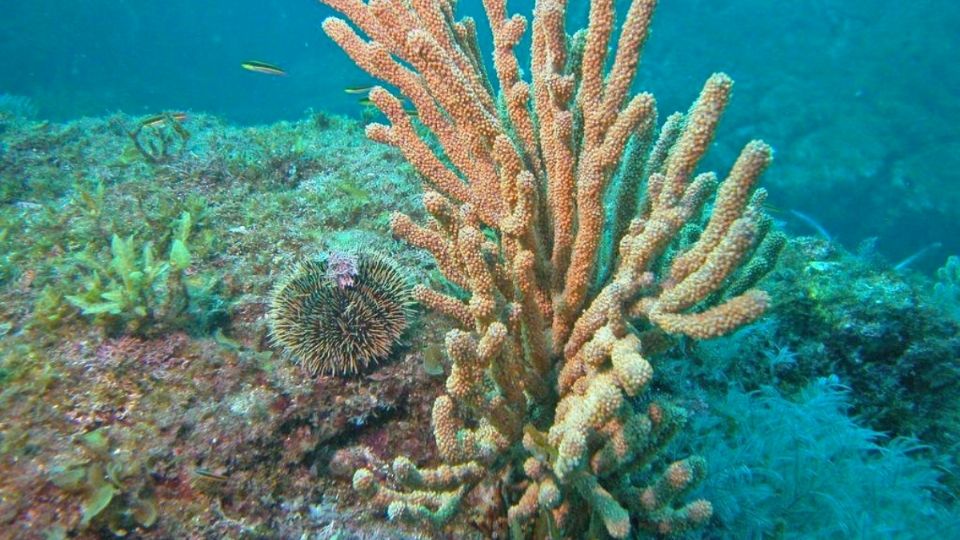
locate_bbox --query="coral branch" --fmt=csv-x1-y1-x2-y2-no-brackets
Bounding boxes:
320,0,780,536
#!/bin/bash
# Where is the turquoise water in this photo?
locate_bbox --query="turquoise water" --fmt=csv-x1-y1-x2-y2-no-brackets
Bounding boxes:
3,0,957,265
1,1,958,538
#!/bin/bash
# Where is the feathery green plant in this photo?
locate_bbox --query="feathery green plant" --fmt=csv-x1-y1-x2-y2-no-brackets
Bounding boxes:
691,382,959,538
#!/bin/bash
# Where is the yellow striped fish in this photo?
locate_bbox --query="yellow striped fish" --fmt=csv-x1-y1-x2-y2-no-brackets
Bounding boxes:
140,112,188,128
241,60,287,76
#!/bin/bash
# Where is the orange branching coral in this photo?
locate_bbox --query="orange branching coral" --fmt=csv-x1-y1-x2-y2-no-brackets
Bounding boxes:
320,0,778,537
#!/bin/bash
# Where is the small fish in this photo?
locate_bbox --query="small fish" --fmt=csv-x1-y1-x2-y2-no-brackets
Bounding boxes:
762,202,784,214
140,112,187,128
213,328,241,351
241,60,287,76
344,85,374,94
357,97,417,116
422,344,445,376
789,209,833,243
192,467,229,482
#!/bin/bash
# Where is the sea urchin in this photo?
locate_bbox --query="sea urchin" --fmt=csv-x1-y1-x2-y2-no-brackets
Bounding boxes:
268,252,412,376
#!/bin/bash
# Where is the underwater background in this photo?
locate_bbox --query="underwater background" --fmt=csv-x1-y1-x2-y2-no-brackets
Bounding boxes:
4,0,958,267
1,0,959,538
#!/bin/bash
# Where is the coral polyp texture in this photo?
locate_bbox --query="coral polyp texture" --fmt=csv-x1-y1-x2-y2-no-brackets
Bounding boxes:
320,0,778,537
268,252,412,376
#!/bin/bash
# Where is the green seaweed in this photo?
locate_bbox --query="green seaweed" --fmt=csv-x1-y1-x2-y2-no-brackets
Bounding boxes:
81,480,116,527
65,234,170,319
334,178,371,203
49,427,159,536
332,176,372,219
60,212,225,336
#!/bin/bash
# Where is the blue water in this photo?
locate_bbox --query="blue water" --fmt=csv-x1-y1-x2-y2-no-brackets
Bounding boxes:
3,0,957,265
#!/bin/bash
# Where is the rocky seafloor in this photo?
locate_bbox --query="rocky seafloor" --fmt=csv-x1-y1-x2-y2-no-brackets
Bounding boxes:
1,109,958,539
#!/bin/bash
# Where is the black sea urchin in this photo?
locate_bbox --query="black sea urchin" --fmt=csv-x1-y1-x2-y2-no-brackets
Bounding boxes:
268,252,412,376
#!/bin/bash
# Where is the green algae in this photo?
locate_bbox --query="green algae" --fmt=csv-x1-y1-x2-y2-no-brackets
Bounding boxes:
49,427,159,535
0,111,439,537
61,212,225,336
